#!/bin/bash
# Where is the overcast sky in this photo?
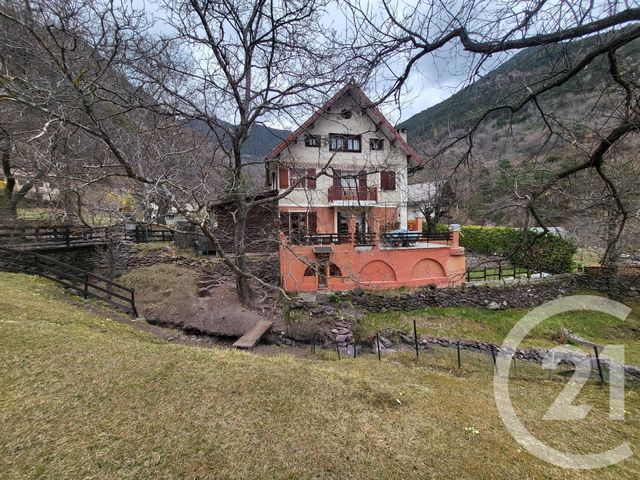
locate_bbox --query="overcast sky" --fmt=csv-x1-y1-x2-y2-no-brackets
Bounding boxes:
134,0,512,127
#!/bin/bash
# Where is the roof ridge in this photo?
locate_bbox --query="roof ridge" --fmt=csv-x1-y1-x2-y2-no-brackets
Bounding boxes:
265,83,425,167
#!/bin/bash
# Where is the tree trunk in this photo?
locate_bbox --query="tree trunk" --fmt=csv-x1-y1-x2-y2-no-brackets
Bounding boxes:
604,209,623,300
233,196,252,306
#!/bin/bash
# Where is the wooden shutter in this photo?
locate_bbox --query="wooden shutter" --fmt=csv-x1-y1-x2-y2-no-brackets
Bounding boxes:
279,167,289,189
332,169,341,187
307,168,316,189
358,170,367,188
381,171,396,191
387,171,396,190
307,211,317,233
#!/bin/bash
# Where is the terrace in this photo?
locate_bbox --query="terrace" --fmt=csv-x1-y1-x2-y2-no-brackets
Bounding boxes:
288,230,453,249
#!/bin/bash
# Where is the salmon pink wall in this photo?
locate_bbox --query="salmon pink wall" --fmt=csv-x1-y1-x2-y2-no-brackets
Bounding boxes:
279,239,466,292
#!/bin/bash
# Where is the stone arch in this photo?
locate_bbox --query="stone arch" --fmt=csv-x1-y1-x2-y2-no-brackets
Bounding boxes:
359,260,397,283
411,258,445,280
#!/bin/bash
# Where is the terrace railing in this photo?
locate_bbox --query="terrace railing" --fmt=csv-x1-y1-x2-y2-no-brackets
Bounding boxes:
381,231,452,247
328,186,378,202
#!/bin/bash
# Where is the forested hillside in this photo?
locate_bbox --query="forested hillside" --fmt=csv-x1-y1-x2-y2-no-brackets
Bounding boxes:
400,30,640,251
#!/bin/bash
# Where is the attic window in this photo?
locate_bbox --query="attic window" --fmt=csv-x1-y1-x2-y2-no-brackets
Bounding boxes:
340,109,352,119
305,135,320,147
370,138,384,151
329,134,361,152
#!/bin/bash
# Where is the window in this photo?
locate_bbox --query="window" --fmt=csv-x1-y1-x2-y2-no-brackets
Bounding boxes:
329,134,361,152
339,170,358,188
370,138,384,151
380,171,396,191
329,263,342,277
305,135,320,147
289,168,316,189
280,211,317,235
340,109,352,119
304,265,317,277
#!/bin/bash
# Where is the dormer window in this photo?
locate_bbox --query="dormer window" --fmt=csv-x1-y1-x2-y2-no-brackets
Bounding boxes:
370,138,384,151
305,135,320,147
329,134,361,152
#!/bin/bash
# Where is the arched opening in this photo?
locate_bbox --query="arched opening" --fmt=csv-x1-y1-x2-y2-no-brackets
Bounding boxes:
359,260,397,283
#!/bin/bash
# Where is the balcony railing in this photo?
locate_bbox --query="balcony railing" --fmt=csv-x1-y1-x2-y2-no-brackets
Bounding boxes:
289,232,375,246
382,231,452,247
328,186,377,202
287,231,453,247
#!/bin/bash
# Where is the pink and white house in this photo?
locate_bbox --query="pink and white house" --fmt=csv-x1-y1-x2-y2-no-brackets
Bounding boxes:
265,82,465,292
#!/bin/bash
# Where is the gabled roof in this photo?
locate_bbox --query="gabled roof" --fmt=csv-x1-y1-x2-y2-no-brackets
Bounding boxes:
265,82,425,167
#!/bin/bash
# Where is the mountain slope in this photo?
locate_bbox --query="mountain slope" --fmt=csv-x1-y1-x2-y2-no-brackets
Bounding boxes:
400,29,640,142
187,119,290,158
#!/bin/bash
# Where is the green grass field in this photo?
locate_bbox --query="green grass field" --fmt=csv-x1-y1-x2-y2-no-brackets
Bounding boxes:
1,272,639,479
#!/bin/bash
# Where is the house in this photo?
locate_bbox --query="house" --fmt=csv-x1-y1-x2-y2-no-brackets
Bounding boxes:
265,81,465,292
407,181,438,229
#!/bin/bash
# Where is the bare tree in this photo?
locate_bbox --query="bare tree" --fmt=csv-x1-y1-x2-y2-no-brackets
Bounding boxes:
343,0,640,294
0,0,360,305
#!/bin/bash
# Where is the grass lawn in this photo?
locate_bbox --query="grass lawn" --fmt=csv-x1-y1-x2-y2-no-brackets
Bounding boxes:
355,293,640,365
1,272,639,479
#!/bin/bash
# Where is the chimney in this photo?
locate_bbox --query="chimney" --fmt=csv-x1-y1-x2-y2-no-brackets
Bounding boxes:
397,128,407,141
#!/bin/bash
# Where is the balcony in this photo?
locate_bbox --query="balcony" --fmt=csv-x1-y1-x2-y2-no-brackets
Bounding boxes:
328,186,377,203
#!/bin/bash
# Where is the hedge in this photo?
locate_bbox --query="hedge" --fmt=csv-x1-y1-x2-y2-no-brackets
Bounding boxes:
458,225,576,274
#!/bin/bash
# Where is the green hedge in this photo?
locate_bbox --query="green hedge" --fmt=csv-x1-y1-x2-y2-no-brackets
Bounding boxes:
459,225,576,274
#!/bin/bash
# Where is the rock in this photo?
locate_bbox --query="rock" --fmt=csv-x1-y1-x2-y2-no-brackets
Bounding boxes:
378,335,392,348
487,301,501,310
335,334,353,342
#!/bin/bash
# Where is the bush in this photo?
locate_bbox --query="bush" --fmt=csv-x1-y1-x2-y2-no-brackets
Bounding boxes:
460,225,576,274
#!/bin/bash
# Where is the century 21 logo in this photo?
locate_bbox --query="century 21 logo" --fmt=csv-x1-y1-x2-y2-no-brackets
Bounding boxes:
493,296,632,470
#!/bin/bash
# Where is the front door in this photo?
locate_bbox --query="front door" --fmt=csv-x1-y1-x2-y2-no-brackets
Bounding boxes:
317,253,329,289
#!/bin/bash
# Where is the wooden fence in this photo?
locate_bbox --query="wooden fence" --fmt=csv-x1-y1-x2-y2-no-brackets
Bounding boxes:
466,265,536,282
0,247,137,316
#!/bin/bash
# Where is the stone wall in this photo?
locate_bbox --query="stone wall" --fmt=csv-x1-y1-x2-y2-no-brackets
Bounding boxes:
337,275,576,312
574,266,640,297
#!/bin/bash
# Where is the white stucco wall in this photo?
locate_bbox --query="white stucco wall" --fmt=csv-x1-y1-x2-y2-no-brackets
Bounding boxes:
268,95,410,228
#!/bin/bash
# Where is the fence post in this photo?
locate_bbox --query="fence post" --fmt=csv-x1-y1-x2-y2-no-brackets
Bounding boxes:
336,343,340,360
65,227,70,247
491,345,497,372
456,341,461,369
376,333,381,361
84,273,89,299
594,346,604,383
311,333,316,354
413,318,419,360
498,263,502,280
484,266,487,281
353,343,356,358
131,290,138,318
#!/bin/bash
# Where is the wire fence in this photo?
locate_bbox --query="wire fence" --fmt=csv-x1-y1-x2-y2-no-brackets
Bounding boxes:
308,319,639,386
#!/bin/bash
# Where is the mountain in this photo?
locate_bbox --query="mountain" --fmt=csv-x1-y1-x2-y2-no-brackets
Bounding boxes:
398,29,640,227
187,120,290,159
399,29,640,143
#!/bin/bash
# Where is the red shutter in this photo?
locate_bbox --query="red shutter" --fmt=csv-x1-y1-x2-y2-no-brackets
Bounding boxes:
380,171,388,191
333,169,341,187
358,170,367,188
307,211,317,233
388,171,396,190
279,167,289,189
307,168,316,189
381,171,396,191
